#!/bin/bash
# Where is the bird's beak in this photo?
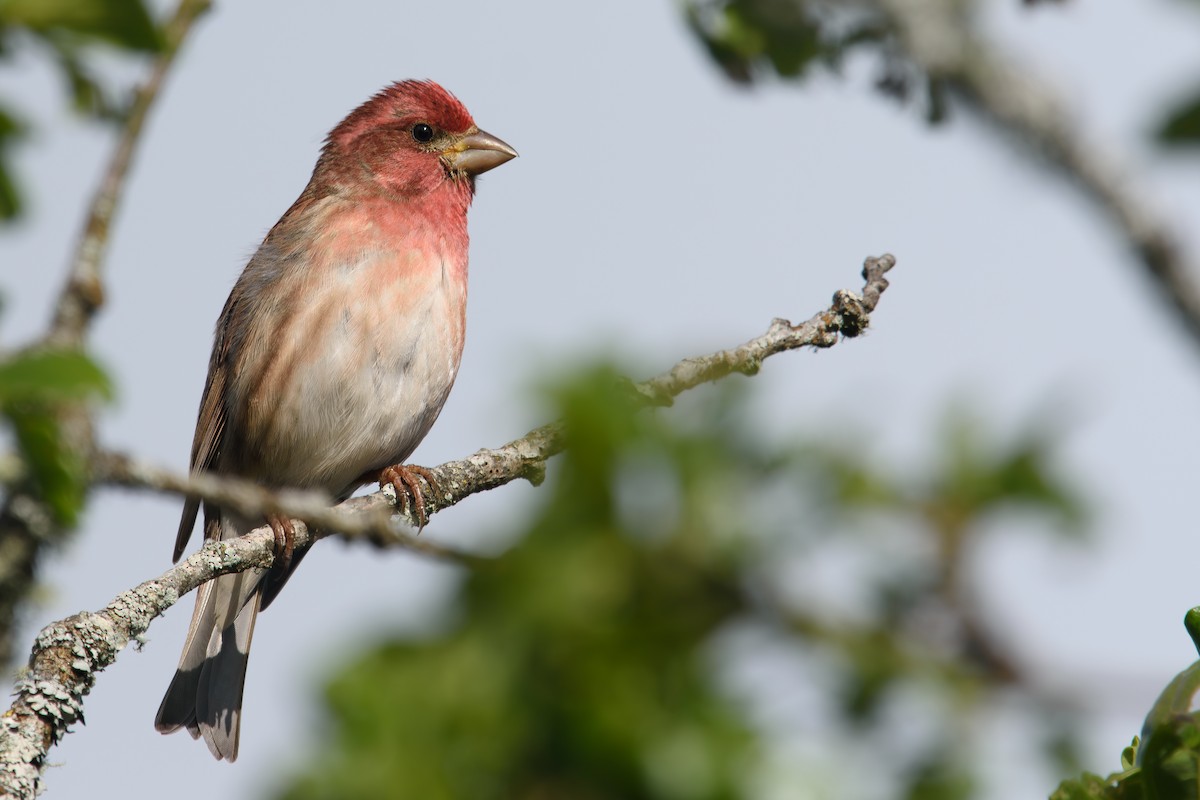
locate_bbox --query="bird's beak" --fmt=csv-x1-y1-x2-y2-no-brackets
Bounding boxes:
445,128,518,176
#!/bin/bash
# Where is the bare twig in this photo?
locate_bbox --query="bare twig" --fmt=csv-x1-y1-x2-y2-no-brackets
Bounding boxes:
0,0,211,673
878,0,1200,348
0,254,896,795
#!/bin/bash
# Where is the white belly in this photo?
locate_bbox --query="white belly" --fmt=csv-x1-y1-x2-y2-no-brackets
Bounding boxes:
232,247,466,494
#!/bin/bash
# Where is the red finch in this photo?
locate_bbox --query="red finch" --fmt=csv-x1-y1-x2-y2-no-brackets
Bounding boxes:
154,80,516,760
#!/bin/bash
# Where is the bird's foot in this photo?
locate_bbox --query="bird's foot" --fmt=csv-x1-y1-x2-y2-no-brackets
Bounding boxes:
379,464,440,529
267,514,296,571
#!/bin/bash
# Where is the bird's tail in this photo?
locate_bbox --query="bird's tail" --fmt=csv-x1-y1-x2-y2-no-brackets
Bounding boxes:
155,514,265,762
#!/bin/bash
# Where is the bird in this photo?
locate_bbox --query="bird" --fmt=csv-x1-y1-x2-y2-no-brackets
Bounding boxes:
154,79,517,761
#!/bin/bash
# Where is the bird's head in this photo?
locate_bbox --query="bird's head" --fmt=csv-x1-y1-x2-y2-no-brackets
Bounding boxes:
321,80,517,198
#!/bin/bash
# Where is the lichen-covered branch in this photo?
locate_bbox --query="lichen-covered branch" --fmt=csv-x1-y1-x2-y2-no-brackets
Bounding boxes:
0,254,895,796
94,453,485,564
0,528,276,799
878,0,1200,349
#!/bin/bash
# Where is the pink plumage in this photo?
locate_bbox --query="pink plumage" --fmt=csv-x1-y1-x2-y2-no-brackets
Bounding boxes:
328,80,476,148
155,80,516,761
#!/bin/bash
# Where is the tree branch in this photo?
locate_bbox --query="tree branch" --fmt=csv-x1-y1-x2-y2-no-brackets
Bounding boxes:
0,0,211,672
0,254,895,796
878,0,1200,349
94,451,485,564
97,254,895,528
45,0,212,350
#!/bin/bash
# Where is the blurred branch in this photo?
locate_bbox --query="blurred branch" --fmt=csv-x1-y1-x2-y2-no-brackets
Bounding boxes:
45,0,211,350
0,253,895,795
0,0,209,672
878,0,1200,350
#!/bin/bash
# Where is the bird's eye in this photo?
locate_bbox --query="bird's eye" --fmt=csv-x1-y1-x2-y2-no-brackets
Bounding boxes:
412,123,435,143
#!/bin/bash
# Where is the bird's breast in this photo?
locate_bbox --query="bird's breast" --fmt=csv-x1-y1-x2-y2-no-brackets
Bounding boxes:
233,239,468,494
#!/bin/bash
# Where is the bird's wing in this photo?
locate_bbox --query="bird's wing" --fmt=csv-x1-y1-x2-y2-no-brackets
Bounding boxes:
173,295,238,562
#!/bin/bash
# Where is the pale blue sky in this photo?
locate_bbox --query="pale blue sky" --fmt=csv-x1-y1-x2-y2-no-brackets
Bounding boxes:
4,1,1200,798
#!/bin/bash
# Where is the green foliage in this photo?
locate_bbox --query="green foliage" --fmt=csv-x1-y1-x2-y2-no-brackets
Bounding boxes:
684,0,829,84
929,410,1086,536
0,105,23,218
1157,92,1200,146
1053,608,1200,800
276,368,755,800
273,363,1089,800
0,348,111,402
1050,771,1131,800
809,409,1085,535
0,0,163,219
681,0,944,121
682,1,1200,155
0,347,112,524
1155,0,1200,146
904,756,975,800
0,0,160,51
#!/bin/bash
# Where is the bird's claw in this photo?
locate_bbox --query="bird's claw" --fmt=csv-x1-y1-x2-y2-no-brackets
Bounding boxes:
379,464,440,529
267,514,296,571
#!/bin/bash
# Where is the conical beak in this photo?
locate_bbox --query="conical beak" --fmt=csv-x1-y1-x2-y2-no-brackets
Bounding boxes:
446,128,518,176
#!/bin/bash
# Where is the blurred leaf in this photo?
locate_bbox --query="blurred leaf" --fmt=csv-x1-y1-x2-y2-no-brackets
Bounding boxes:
727,0,822,79
927,76,950,126
45,40,130,120
805,444,905,509
1049,772,1130,800
0,348,111,524
933,412,1087,537
797,407,1085,541
1157,90,1200,145
0,0,162,52
681,1,950,126
0,108,23,156
0,160,19,219
684,0,827,83
686,5,753,84
0,0,162,215
4,405,87,524
903,754,974,800
1043,717,1088,778
0,103,24,219
0,348,112,404
839,628,905,721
